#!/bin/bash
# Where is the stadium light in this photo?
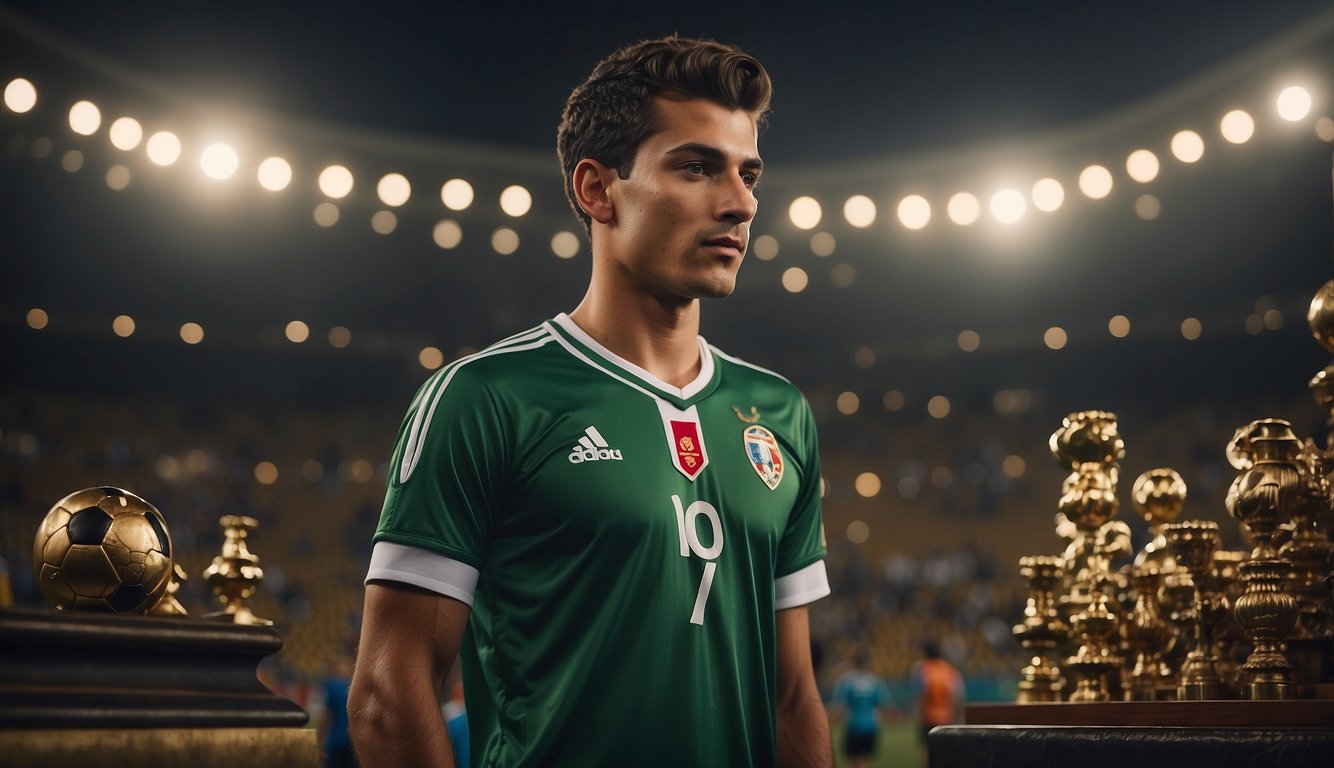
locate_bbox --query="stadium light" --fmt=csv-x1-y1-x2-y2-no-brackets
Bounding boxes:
947,192,980,225
1276,86,1312,121
108,117,143,150
5,77,37,112
1220,109,1255,143
499,185,532,217
788,196,821,230
146,131,182,166
1031,178,1064,212
1170,130,1204,162
897,195,931,230
68,100,101,135
377,173,412,207
200,143,239,180
319,165,354,198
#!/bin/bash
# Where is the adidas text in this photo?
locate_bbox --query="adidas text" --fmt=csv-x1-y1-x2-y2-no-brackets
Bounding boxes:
569,447,623,463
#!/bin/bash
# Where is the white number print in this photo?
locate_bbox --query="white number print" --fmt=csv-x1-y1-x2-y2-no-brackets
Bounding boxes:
672,495,724,625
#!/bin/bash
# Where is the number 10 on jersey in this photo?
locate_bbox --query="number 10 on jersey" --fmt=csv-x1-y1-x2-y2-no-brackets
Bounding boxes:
672,495,724,625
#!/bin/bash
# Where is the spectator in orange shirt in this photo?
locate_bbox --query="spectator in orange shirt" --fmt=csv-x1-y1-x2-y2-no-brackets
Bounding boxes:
911,639,963,751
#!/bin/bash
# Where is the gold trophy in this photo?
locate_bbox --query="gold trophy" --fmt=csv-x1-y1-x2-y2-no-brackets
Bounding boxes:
1014,556,1067,702
1163,520,1226,700
1131,468,1185,573
1122,565,1174,700
202,515,272,626
1226,419,1303,699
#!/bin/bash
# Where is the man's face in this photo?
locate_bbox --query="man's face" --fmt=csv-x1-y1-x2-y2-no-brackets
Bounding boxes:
603,96,762,302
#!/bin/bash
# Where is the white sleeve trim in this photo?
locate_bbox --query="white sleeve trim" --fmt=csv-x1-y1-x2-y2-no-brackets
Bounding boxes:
774,559,830,610
365,541,480,607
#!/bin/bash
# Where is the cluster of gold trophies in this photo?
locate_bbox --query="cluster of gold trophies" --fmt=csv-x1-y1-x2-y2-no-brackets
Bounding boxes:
33,484,273,627
1013,280,1334,703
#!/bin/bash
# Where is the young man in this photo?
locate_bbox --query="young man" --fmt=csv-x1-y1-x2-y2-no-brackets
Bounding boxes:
349,37,832,767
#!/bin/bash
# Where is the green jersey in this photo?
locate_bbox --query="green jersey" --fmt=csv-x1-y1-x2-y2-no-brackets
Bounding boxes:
368,313,829,767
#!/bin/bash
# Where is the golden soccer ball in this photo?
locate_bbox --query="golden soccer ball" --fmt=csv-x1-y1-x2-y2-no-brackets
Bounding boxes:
32,487,174,614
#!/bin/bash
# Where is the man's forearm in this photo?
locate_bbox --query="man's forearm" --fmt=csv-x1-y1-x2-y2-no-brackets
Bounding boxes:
777,688,833,768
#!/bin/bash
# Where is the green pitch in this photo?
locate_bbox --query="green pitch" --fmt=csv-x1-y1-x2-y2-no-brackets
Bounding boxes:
831,721,925,768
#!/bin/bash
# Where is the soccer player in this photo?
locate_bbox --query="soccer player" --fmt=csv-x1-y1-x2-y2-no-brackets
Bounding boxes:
829,651,894,768
349,36,832,767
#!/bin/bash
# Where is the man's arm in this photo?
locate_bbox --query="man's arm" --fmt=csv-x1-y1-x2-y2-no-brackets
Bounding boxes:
349,582,471,767
775,605,833,768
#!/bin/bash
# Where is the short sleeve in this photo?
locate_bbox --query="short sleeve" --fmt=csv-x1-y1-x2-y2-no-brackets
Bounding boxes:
371,361,508,571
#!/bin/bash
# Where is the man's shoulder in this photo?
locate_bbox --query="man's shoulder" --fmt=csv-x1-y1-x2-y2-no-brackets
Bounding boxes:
708,343,800,393
441,322,565,380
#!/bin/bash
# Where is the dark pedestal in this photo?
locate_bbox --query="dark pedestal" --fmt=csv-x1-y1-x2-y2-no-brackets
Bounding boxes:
930,725,1334,768
931,702,1334,768
0,607,317,767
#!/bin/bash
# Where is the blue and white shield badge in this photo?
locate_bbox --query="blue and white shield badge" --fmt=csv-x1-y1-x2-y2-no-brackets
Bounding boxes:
743,425,784,490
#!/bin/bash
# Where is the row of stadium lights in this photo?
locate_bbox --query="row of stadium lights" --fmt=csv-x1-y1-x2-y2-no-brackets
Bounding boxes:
22,291,1290,377
4,76,1330,243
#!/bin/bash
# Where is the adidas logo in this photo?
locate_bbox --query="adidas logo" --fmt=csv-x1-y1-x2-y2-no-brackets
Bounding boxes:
567,425,624,464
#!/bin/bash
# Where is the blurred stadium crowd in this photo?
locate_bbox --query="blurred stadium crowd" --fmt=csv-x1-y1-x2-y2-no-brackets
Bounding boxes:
1,327,1321,711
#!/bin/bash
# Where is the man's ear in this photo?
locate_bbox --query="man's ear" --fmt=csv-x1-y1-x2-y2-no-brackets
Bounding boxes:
572,158,617,225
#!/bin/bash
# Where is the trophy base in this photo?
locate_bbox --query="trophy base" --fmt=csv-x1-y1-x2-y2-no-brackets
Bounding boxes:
0,727,317,768
1178,681,1227,700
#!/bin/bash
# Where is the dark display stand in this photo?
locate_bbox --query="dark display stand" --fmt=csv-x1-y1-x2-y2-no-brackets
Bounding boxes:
930,702,1334,768
0,607,317,767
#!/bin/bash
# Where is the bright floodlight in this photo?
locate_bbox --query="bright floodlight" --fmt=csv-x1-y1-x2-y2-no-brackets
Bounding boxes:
145,131,181,165
990,189,1026,223
499,185,532,217
1044,327,1068,350
1108,315,1130,338
68,100,101,135
319,165,354,198
843,195,876,227
200,143,239,180
257,157,292,191
789,196,821,230
1220,109,1254,143
1125,149,1159,183
1170,130,1204,163
1276,86,1312,121
108,117,143,150
441,178,474,210
1078,165,1113,199
285,320,310,343
947,192,980,225
1031,178,1064,212
896,195,931,230
5,78,37,113
377,172,411,207
810,232,836,256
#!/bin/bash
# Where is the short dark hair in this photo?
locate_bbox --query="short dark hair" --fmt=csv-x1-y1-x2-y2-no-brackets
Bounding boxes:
556,36,772,233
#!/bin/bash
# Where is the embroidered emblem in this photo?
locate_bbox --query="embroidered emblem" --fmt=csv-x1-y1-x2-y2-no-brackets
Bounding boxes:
732,405,762,424
743,425,784,490
671,420,707,479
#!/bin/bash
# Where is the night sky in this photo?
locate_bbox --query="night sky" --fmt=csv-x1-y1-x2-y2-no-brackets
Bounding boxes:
2,1,1332,408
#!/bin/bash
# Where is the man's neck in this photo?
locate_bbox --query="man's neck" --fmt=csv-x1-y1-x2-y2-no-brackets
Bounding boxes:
568,291,702,390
